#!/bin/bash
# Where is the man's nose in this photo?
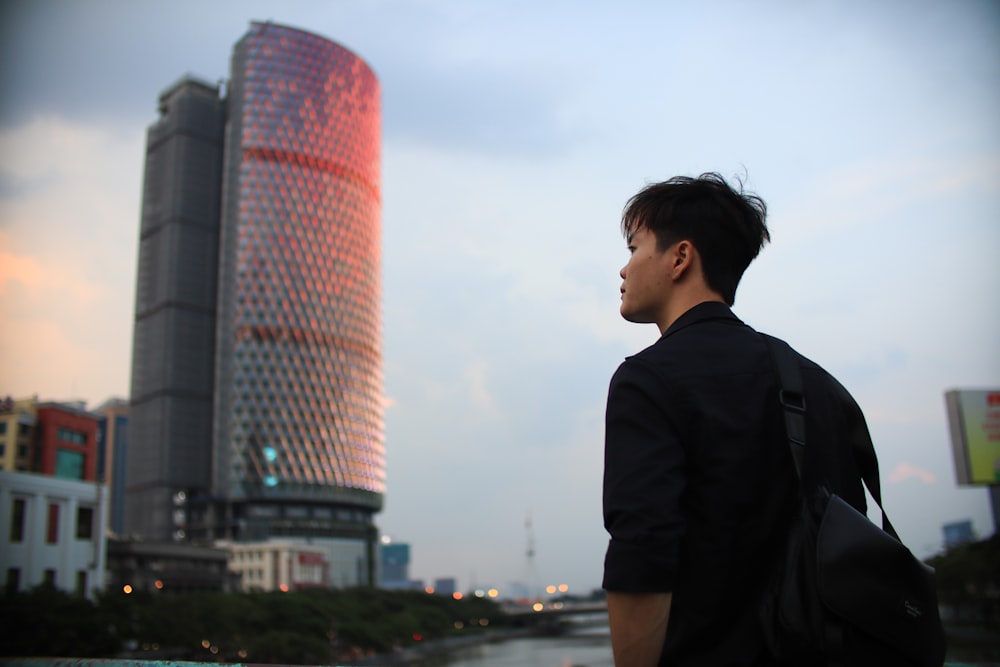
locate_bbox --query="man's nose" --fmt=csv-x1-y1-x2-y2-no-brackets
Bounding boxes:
620,265,627,279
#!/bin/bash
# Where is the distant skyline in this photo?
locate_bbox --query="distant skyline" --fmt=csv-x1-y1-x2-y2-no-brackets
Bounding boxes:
1,0,998,595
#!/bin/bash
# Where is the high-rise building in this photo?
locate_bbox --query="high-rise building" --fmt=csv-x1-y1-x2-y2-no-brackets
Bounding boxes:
942,520,975,548
379,541,414,589
95,398,129,537
126,21,383,586
126,75,226,542
433,577,458,597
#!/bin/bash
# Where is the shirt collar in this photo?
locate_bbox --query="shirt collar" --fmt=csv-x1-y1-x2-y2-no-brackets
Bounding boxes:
661,300,741,339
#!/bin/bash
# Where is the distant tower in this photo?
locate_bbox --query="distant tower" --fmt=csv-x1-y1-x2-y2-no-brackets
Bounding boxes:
126,21,384,586
524,512,538,600
379,540,414,589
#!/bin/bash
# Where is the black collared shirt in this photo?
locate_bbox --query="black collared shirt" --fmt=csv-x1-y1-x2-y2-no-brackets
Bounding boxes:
603,301,868,665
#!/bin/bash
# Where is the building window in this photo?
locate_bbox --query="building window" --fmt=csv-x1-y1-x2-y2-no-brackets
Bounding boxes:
55,449,85,480
0,422,6,434
6,568,20,594
9,498,25,543
76,507,94,540
43,569,56,587
46,503,59,544
76,571,88,596
57,428,86,444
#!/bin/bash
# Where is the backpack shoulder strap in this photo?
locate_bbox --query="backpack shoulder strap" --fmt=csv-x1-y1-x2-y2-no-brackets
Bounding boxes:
761,333,899,538
761,333,806,479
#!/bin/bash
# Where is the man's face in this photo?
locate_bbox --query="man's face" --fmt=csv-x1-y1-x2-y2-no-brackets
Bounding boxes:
619,225,674,325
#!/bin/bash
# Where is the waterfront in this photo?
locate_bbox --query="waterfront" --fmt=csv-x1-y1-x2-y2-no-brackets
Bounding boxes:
435,634,612,667
369,620,1000,667
406,615,612,667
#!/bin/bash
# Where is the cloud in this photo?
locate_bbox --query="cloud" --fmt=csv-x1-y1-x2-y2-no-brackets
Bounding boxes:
382,57,579,157
462,359,499,419
0,235,101,304
772,154,1000,250
0,117,142,405
888,462,938,485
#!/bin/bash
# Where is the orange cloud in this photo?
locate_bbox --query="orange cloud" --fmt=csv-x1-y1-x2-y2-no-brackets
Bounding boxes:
0,232,101,303
887,462,937,485
0,247,47,292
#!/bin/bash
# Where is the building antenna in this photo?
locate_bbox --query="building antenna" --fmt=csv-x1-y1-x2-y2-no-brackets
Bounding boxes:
525,511,538,601
526,513,535,560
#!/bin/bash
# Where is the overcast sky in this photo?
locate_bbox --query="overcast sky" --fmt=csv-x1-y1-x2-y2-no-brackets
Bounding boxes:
1,0,998,595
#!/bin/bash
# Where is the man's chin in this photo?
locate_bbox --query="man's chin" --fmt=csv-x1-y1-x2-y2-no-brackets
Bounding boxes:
620,307,645,324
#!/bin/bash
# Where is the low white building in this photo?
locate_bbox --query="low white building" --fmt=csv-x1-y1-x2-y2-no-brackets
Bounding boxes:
0,470,108,599
224,540,329,592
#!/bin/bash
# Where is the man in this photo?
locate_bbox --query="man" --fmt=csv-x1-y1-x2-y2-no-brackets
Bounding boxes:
602,173,869,666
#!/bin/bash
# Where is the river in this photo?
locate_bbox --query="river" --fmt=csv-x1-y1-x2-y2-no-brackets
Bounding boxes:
351,617,613,667
358,625,1000,667
373,626,996,667
438,634,613,667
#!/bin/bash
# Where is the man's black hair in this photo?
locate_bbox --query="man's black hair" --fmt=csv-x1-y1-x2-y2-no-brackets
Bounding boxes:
621,172,770,306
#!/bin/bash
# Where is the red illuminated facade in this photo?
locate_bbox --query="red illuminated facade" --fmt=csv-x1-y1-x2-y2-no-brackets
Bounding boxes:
213,22,384,524
34,403,99,482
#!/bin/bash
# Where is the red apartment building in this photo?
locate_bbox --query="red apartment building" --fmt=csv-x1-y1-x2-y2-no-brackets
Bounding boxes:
34,403,99,481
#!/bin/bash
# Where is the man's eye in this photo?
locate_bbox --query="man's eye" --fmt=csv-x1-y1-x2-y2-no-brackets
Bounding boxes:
627,246,636,254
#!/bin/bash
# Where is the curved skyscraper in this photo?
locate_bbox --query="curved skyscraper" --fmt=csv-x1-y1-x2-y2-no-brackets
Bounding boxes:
127,22,384,586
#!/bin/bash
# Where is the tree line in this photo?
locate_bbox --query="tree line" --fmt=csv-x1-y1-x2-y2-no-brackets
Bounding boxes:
0,585,507,664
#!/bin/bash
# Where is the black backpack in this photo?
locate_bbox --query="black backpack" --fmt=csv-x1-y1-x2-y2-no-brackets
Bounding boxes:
759,334,947,667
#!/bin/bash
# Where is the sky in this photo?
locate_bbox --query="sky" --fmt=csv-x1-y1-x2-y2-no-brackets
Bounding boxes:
0,0,998,596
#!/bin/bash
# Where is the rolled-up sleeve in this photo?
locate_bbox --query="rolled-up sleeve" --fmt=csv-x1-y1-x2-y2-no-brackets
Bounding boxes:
602,358,686,593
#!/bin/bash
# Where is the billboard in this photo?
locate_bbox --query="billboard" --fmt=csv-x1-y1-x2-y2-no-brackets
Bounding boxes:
945,389,1000,486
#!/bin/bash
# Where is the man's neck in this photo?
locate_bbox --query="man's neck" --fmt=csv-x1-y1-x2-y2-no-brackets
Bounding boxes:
658,292,726,335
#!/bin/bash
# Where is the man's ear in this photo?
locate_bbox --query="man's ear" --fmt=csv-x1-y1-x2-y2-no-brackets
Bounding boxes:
670,240,695,278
